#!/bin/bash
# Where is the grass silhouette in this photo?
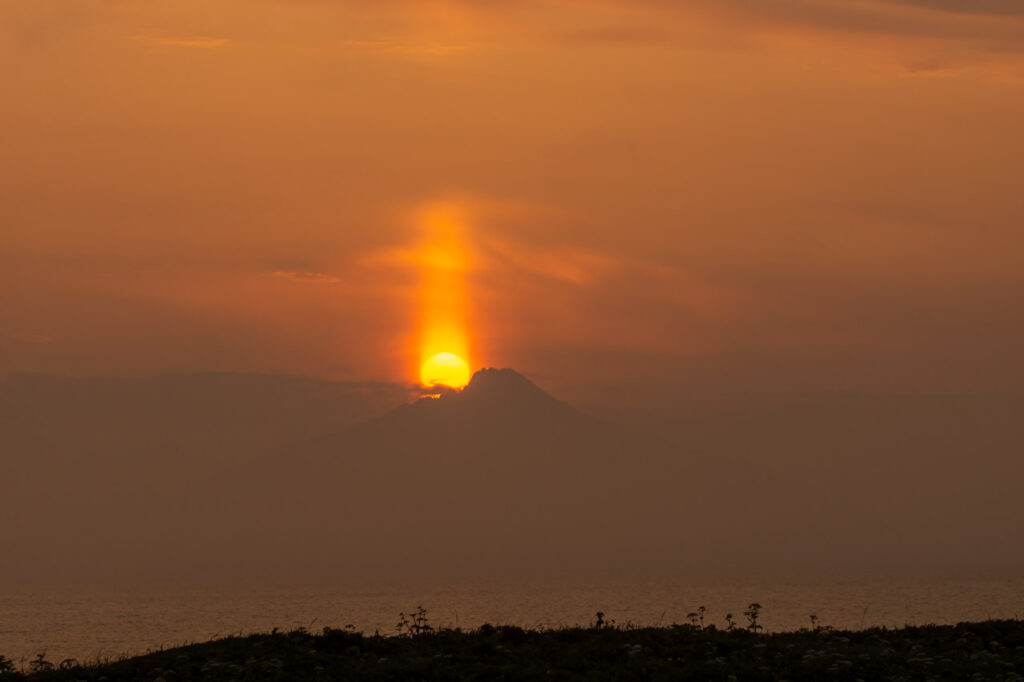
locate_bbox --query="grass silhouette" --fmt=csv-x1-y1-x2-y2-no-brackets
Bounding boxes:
3,611,1024,680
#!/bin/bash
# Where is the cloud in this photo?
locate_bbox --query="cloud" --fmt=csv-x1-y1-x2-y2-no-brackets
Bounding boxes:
552,25,676,46
264,271,341,284
130,36,229,49
593,0,1024,56
343,38,468,57
476,235,618,286
364,225,617,286
884,0,1024,17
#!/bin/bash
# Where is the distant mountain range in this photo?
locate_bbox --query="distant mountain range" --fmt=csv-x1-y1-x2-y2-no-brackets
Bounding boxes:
2,369,1023,580
208,368,693,574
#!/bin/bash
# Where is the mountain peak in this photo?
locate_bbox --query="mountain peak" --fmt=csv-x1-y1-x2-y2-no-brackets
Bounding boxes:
404,367,569,421
446,367,558,408
463,367,543,396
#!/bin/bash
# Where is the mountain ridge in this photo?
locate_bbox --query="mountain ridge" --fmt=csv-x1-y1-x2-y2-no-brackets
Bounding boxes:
353,367,586,439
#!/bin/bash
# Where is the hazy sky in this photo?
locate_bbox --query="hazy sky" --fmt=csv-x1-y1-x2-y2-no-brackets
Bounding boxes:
3,0,1023,396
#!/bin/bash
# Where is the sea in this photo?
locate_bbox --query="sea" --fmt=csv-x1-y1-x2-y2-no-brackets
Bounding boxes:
2,568,1022,665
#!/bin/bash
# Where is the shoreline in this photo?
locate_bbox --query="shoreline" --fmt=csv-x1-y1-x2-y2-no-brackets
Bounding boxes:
3,617,1022,680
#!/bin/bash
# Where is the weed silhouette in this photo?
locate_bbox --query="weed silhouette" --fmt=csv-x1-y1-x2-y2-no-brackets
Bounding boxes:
808,614,833,634
744,603,763,632
29,653,53,673
7,615,1024,680
686,606,708,630
396,606,433,637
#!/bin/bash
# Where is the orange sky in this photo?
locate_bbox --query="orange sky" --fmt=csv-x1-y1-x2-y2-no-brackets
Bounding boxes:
2,0,1023,395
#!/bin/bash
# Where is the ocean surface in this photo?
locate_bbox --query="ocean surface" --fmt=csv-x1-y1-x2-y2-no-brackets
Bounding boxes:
2,569,1022,665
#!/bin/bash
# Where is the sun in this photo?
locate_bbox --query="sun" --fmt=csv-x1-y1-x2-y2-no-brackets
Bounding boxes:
421,352,470,389
411,202,475,390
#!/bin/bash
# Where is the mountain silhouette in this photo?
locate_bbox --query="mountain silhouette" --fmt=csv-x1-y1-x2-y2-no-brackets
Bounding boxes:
204,368,704,573
434,366,570,414
6,370,1024,580
345,367,589,447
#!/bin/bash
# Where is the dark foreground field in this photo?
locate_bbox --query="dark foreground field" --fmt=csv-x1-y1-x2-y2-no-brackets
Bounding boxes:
3,618,1023,681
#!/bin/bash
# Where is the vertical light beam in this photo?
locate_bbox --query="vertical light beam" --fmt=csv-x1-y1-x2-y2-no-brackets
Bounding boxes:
415,202,472,388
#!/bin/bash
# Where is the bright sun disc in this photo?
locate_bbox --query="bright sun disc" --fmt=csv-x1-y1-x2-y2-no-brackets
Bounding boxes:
421,352,470,389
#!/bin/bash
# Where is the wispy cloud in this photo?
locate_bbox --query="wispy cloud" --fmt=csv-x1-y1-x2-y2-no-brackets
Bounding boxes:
343,38,468,57
885,0,1024,18
476,235,619,286
550,25,676,47
364,234,615,286
130,36,229,49
591,0,1024,58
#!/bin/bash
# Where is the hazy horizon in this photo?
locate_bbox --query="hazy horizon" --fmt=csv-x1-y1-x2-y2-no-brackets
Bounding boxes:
4,367,1023,585
2,3,1022,665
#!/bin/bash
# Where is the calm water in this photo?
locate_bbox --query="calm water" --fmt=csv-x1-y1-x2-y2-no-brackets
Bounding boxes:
2,570,1022,665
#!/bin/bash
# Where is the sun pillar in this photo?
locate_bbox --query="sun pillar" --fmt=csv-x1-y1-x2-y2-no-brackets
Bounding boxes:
415,202,472,388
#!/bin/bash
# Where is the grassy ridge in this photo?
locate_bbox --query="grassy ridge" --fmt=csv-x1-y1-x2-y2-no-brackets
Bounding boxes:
3,618,1023,681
